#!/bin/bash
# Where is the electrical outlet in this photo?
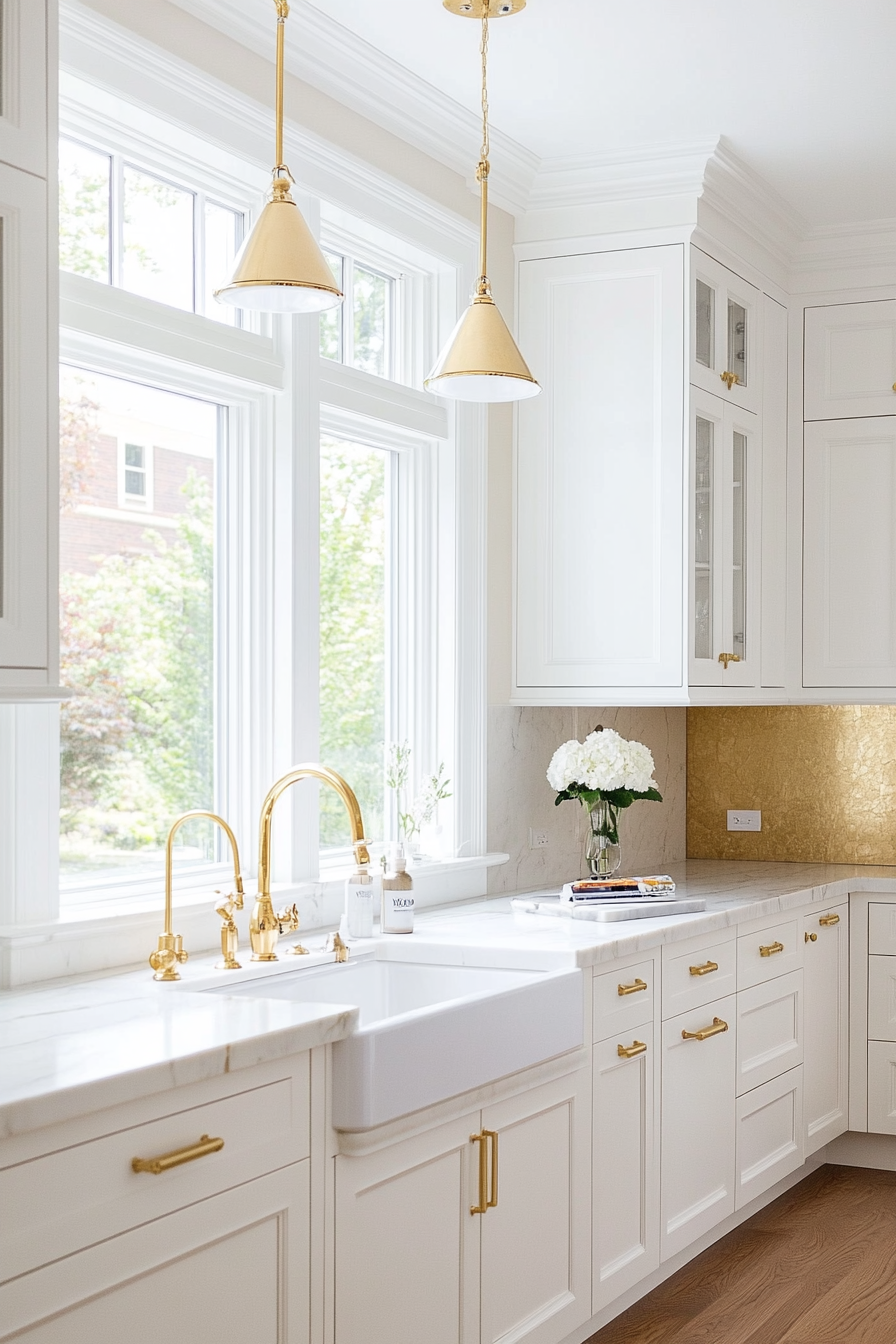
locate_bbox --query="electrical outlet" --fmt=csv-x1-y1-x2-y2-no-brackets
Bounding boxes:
528,828,549,850
727,809,761,832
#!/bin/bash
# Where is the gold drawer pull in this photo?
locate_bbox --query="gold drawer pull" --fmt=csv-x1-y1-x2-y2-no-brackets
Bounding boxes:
618,978,648,996
617,1040,647,1059
721,371,741,390
805,932,817,943
132,1134,224,1175
689,960,719,976
682,1017,729,1042
717,653,741,669
759,941,784,957
470,1129,498,1215
819,913,840,927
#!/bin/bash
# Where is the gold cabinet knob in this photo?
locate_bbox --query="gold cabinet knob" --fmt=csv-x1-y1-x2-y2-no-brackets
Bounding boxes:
718,652,741,670
805,931,817,943
721,371,741,390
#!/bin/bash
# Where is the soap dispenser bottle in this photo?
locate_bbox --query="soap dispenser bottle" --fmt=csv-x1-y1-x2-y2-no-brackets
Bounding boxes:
345,863,374,939
381,844,415,934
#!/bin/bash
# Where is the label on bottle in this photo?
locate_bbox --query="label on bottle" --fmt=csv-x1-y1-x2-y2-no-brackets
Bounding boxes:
382,890,415,934
345,880,374,939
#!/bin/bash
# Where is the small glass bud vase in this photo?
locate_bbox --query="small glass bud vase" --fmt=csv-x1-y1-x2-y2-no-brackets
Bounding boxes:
585,799,621,877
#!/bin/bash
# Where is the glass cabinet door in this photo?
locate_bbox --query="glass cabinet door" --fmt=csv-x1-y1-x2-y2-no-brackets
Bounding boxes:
691,248,760,414
690,391,759,688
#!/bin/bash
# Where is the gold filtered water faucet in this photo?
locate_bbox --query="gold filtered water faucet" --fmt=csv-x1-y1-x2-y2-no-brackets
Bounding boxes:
150,811,245,982
251,764,370,962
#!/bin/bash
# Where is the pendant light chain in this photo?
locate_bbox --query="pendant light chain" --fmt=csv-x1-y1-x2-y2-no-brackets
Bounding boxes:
476,12,491,292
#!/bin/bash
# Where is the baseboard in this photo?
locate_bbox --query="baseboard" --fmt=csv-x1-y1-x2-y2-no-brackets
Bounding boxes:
823,1130,896,1171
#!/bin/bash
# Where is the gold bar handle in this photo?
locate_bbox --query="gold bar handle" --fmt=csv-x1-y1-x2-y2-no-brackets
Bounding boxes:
485,1129,498,1209
689,960,719,976
819,913,840,927
470,1132,488,1215
682,1017,729,1042
617,1040,647,1059
132,1134,224,1175
759,941,784,957
617,978,648,996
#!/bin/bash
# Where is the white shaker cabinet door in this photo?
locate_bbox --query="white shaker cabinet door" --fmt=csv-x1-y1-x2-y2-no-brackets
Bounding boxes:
480,1068,591,1344
802,905,848,1154
803,416,896,687
334,1113,481,1344
804,300,896,421
0,0,49,177
514,245,685,701
592,1030,658,1313
0,1162,309,1344
660,995,736,1262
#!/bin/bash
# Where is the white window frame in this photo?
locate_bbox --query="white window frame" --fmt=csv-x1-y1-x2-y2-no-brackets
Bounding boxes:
118,438,153,510
0,5,493,979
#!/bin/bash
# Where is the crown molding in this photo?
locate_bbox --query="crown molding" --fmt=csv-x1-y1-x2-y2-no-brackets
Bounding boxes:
700,138,806,270
792,216,896,279
527,138,720,211
166,0,539,216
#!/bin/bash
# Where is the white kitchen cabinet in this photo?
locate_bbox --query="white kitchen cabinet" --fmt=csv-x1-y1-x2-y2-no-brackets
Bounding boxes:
514,244,686,702
0,1162,309,1344
691,248,761,415
592,1027,658,1312
689,388,761,687
804,300,896,421
803,416,896,688
734,1067,803,1211
868,1042,896,1134
735,971,802,1096
334,1065,591,1344
802,904,848,1154
660,994,736,1261
0,0,49,177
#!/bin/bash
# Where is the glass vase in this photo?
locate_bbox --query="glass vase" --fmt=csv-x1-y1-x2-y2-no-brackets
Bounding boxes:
584,799,621,878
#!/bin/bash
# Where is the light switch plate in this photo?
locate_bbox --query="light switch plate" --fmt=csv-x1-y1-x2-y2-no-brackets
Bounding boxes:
728,809,761,832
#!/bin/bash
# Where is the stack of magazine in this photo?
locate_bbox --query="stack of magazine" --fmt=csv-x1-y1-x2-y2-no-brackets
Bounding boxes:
559,876,676,904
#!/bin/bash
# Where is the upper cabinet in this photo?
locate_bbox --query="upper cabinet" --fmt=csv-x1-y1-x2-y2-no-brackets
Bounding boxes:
691,250,761,415
0,0,52,678
514,245,686,703
513,238,786,706
805,301,896,421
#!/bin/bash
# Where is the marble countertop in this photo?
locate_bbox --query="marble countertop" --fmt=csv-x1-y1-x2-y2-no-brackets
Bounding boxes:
4,859,896,1141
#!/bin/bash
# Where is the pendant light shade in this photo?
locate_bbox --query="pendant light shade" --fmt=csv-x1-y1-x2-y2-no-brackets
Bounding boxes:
425,287,540,401
426,3,539,403
214,2,344,315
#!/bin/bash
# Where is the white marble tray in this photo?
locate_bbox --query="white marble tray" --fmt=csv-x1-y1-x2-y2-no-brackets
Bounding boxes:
511,895,707,922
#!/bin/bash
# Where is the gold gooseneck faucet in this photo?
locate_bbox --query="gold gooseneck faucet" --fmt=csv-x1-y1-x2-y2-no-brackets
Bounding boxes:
252,764,370,962
150,811,245,982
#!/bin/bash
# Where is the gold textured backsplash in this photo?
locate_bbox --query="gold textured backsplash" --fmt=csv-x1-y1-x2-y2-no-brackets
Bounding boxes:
688,706,896,864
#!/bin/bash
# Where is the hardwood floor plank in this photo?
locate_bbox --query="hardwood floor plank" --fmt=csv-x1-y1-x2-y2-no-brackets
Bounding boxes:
588,1166,896,1344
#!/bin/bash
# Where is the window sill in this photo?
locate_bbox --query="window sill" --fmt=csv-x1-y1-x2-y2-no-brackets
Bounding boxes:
0,854,510,990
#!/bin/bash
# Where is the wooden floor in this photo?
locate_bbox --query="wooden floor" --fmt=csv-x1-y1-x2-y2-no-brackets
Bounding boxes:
588,1166,896,1344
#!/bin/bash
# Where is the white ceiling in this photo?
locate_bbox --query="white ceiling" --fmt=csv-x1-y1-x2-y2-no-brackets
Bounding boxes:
295,0,896,228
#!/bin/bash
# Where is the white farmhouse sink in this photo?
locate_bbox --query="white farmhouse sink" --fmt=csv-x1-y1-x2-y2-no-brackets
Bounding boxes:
209,953,583,1130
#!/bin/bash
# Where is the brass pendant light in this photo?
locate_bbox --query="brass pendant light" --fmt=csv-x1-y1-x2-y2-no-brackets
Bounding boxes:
215,1,344,314
426,1,540,402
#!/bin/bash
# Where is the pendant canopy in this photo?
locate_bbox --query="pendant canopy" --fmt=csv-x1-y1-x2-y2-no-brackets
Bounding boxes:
426,3,539,403
215,2,343,315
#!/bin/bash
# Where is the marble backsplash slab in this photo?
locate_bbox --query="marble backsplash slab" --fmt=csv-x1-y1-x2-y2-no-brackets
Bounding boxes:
487,706,687,894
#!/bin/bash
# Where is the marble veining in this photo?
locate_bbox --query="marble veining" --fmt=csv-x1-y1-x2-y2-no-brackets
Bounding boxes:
4,858,896,1141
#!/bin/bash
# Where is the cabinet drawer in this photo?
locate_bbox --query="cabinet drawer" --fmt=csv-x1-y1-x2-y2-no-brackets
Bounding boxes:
593,960,655,1043
735,1066,803,1211
737,917,800,989
662,934,736,1019
0,1065,309,1285
869,903,896,956
869,1042,896,1134
736,971,803,1096
868,956,896,1040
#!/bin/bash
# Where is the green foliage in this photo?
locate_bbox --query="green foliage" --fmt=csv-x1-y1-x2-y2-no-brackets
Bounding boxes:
553,785,663,810
59,164,109,281
319,439,386,847
59,473,214,865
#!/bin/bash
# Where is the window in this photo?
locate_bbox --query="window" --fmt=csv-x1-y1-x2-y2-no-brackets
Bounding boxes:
58,134,245,325
59,366,218,882
320,249,395,379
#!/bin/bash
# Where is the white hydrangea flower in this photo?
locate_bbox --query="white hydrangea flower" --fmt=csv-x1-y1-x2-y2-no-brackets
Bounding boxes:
546,728,658,795
546,738,586,791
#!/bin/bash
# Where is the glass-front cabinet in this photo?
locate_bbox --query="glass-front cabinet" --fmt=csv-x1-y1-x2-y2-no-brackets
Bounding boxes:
691,248,761,415
689,388,760,687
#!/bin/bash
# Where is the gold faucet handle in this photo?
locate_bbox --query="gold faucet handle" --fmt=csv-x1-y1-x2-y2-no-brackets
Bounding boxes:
215,890,242,971
277,902,301,934
150,933,188,982
327,931,350,963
